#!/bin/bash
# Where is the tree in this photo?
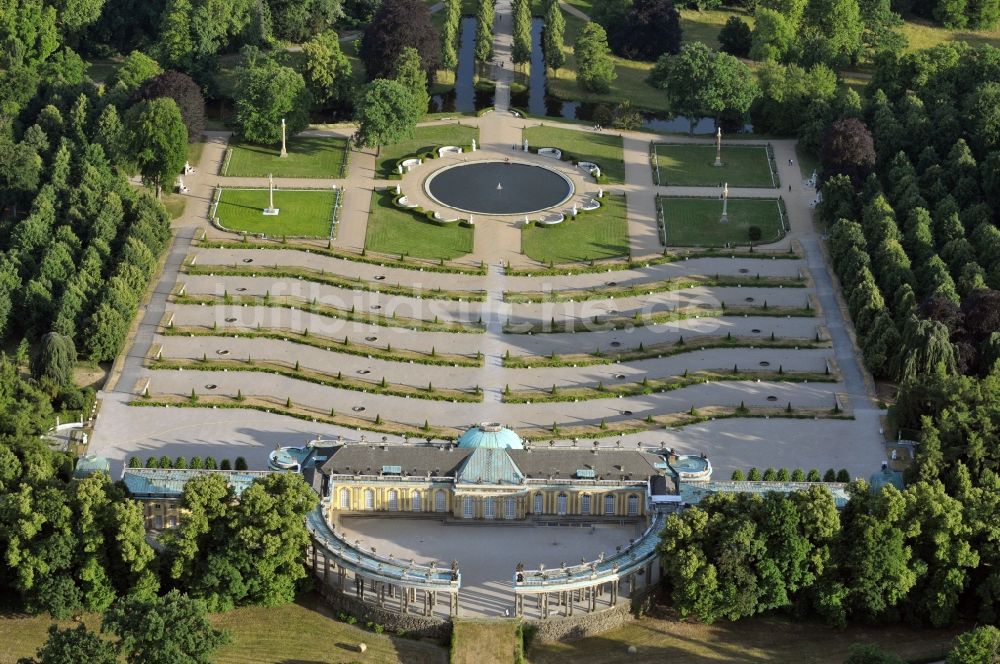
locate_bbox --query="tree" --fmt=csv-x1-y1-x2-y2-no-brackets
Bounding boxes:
750,8,796,62
820,117,875,186
124,98,186,198
843,644,906,664
895,316,957,382
108,51,162,94
802,0,864,67
574,23,616,93
302,30,353,109
156,0,196,71
30,332,77,387
608,0,681,61
267,0,342,42
360,0,440,80
649,43,760,131
18,624,118,664
102,590,229,664
353,79,419,153
233,59,312,144
544,1,567,72
475,0,495,62
718,16,752,57
947,625,1000,663
393,47,429,120
512,0,532,65
135,71,206,143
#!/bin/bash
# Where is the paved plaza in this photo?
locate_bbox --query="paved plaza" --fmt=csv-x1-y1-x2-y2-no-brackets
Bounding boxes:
335,516,643,618
89,0,887,490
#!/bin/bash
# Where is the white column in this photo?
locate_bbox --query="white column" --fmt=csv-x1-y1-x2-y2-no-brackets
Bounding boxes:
280,118,288,158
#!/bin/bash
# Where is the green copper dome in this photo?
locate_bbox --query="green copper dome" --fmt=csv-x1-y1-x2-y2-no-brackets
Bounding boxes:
457,422,524,449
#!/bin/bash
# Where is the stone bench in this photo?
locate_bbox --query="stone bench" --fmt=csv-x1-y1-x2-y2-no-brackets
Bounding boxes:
438,146,463,157
580,198,601,211
578,161,601,178
538,147,562,159
537,213,565,226
433,211,459,223
399,158,422,173
396,196,418,208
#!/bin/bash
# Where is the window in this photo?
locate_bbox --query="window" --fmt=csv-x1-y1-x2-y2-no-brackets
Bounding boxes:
435,491,446,512
411,491,422,512
534,493,543,514
604,495,615,515
628,495,639,516
364,489,374,510
168,516,177,527
340,488,350,509
581,494,591,515
484,497,495,519
387,490,398,511
557,493,567,515
505,498,516,519
463,496,474,519
154,515,163,529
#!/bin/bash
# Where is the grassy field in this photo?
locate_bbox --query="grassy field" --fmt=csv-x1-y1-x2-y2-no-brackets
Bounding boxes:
528,613,960,664
365,191,474,259
522,194,629,263
0,595,447,664
548,10,669,114
451,620,521,664
899,16,1000,50
187,140,205,166
679,7,756,47
216,188,336,237
523,125,625,183
375,125,479,178
223,136,349,178
660,197,784,247
162,193,187,219
655,144,776,187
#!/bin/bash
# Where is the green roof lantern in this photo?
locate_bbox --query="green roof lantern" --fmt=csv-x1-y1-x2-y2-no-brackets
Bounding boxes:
457,422,524,449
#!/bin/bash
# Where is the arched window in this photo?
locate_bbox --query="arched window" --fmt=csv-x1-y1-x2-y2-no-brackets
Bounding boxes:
534,493,543,514
557,493,568,515
387,490,398,511
364,489,374,510
505,498,516,519
340,488,350,509
581,494,591,515
435,491,447,512
484,497,495,519
604,494,615,515
411,491,422,512
463,496,474,518
627,494,639,516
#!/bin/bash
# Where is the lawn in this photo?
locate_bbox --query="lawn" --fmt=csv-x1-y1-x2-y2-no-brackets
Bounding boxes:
654,144,776,187
660,196,784,247
528,613,960,664
451,620,521,664
365,191,474,260
523,125,625,183
900,16,1000,51
548,11,670,114
215,188,336,237
0,595,447,664
522,194,629,263
223,136,350,178
679,7,755,47
375,125,479,178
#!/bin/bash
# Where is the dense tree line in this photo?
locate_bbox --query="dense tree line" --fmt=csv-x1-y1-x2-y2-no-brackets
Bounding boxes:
659,474,993,627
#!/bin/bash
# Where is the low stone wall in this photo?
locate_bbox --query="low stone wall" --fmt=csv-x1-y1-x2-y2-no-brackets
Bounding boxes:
528,602,633,642
316,584,452,641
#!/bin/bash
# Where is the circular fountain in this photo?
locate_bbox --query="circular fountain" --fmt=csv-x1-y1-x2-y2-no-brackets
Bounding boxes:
424,161,573,215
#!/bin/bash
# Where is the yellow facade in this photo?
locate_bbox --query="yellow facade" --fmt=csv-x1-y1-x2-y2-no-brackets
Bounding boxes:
141,499,182,529
328,481,646,521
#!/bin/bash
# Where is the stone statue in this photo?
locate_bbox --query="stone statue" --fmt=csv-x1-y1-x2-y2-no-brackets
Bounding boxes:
523,139,528,152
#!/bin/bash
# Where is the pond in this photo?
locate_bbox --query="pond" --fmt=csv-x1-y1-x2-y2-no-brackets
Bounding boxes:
430,17,495,114
425,161,573,215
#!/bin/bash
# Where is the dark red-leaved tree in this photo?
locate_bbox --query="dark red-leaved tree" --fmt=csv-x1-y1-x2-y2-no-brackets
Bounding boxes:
820,117,876,187
610,0,681,61
360,0,441,81
134,71,206,143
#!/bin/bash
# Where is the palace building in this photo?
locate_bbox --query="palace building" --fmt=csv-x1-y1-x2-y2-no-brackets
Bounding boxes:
315,423,675,522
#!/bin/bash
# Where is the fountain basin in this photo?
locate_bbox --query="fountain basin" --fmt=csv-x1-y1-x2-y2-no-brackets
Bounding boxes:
424,161,574,215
